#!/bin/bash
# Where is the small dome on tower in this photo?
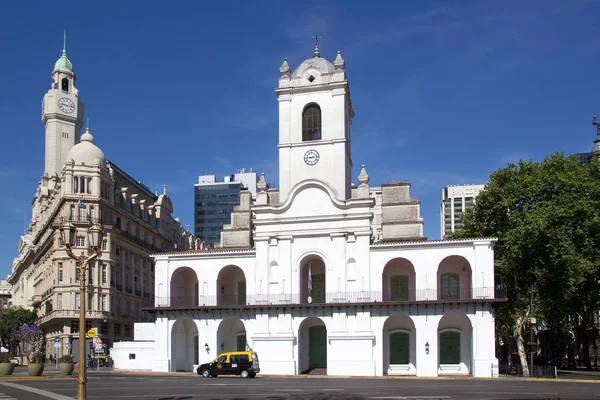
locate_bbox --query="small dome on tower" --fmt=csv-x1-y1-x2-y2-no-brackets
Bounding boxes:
292,56,334,78
54,49,74,73
66,128,105,166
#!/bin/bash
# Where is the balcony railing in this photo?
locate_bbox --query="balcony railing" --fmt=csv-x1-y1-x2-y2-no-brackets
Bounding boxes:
153,287,506,308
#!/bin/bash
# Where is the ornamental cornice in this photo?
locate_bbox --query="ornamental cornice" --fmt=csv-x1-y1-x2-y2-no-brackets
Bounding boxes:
277,138,347,149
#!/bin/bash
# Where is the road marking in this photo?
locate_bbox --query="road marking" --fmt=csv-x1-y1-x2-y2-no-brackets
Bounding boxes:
0,394,17,400
369,397,452,399
0,382,73,400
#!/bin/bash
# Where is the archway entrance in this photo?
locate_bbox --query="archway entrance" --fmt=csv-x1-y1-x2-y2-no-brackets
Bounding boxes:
383,314,416,375
438,312,473,375
299,317,327,374
300,257,326,304
171,319,199,372
217,319,247,353
170,267,199,307
217,265,246,306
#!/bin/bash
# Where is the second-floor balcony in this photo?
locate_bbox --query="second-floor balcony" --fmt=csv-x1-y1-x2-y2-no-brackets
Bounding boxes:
153,287,507,308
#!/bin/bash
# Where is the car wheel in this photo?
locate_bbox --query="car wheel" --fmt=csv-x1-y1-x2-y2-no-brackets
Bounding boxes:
249,372,256,378
211,374,218,378
240,369,249,378
201,369,210,378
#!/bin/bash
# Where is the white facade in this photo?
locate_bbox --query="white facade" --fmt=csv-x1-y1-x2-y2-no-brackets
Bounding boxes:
113,45,502,378
440,184,485,239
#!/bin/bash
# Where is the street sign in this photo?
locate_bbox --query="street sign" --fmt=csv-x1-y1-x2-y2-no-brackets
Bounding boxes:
87,329,96,338
54,342,60,348
92,336,102,345
53,337,61,343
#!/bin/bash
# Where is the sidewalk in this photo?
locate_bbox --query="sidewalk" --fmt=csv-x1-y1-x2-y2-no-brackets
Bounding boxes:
4,364,113,378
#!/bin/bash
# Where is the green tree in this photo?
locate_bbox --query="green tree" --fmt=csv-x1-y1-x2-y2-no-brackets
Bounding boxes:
453,153,600,374
0,307,38,355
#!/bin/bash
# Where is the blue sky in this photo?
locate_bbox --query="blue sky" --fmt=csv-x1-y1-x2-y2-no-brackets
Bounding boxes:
0,0,599,279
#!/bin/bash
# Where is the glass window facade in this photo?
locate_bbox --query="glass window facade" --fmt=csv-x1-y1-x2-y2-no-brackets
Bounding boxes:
194,182,242,246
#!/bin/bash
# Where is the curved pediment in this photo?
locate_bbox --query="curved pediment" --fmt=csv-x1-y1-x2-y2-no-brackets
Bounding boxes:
254,180,352,218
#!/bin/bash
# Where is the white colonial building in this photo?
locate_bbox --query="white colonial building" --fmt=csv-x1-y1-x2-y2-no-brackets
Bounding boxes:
111,43,505,377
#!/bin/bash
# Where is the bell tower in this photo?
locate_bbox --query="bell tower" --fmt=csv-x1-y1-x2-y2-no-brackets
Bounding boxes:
42,33,84,178
276,41,354,203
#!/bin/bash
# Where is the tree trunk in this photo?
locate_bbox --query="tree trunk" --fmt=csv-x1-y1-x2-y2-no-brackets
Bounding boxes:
515,314,529,376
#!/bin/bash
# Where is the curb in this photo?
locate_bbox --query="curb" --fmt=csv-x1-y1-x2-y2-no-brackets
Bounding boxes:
0,375,76,381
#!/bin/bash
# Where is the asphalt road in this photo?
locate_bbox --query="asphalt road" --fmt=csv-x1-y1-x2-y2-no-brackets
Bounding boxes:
1,373,600,400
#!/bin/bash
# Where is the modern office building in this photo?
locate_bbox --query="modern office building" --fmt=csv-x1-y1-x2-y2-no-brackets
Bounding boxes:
440,184,485,239
194,170,258,247
9,43,197,360
0,279,12,308
111,43,503,378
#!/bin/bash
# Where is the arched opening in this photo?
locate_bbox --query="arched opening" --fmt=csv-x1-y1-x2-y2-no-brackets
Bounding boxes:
217,318,247,355
300,256,326,304
170,319,199,372
217,265,246,306
437,256,472,300
170,267,199,307
438,312,472,375
302,103,322,141
382,258,416,301
298,317,327,374
61,78,69,92
383,314,417,375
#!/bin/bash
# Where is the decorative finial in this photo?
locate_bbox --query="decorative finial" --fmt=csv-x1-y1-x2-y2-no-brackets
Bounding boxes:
257,172,268,192
358,164,369,185
312,33,321,58
163,184,167,195
279,58,290,77
334,50,345,70
594,114,600,137
86,118,89,130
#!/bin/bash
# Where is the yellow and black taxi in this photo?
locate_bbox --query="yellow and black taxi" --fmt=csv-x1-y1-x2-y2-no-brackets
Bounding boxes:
196,351,260,378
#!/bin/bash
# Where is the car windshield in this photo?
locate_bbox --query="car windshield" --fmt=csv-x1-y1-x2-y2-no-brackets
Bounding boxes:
214,355,227,364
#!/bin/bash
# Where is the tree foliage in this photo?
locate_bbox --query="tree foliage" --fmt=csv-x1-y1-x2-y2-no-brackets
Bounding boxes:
453,153,600,372
0,307,38,355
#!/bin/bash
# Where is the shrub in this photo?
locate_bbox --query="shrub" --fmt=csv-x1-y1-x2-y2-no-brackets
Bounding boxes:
59,354,73,363
30,352,44,363
0,353,10,363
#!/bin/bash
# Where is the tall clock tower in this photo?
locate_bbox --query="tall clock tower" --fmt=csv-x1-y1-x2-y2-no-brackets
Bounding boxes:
276,44,354,203
42,41,84,178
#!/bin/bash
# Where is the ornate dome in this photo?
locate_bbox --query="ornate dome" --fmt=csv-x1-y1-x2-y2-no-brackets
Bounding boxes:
66,128,105,166
292,56,335,78
54,49,73,72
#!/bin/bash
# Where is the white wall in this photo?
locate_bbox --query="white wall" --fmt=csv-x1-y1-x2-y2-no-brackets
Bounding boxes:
110,341,155,371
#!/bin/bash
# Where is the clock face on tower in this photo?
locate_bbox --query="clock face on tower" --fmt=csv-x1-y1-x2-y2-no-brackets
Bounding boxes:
304,149,320,166
58,97,75,114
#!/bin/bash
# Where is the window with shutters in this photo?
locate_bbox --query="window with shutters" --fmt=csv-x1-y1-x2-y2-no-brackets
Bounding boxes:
389,331,410,364
441,273,460,299
391,275,409,301
440,331,461,364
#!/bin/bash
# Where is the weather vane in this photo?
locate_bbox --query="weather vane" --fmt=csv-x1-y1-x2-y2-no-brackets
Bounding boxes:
312,33,321,46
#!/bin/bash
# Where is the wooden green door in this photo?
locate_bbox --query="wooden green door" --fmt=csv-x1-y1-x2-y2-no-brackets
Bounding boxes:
311,274,325,303
308,325,327,369
237,334,246,351
237,281,246,305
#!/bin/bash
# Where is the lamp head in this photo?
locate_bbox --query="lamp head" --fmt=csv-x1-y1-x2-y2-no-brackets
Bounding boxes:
60,221,76,247
88,223,102,248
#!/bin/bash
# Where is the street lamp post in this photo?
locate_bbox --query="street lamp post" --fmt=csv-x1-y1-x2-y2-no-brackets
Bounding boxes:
60,219,102,400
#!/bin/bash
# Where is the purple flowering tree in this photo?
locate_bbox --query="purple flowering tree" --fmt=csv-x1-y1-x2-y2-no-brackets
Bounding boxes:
12,324,45,363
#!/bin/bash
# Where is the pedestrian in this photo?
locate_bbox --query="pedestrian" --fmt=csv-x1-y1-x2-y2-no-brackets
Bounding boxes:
49,354,54,364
